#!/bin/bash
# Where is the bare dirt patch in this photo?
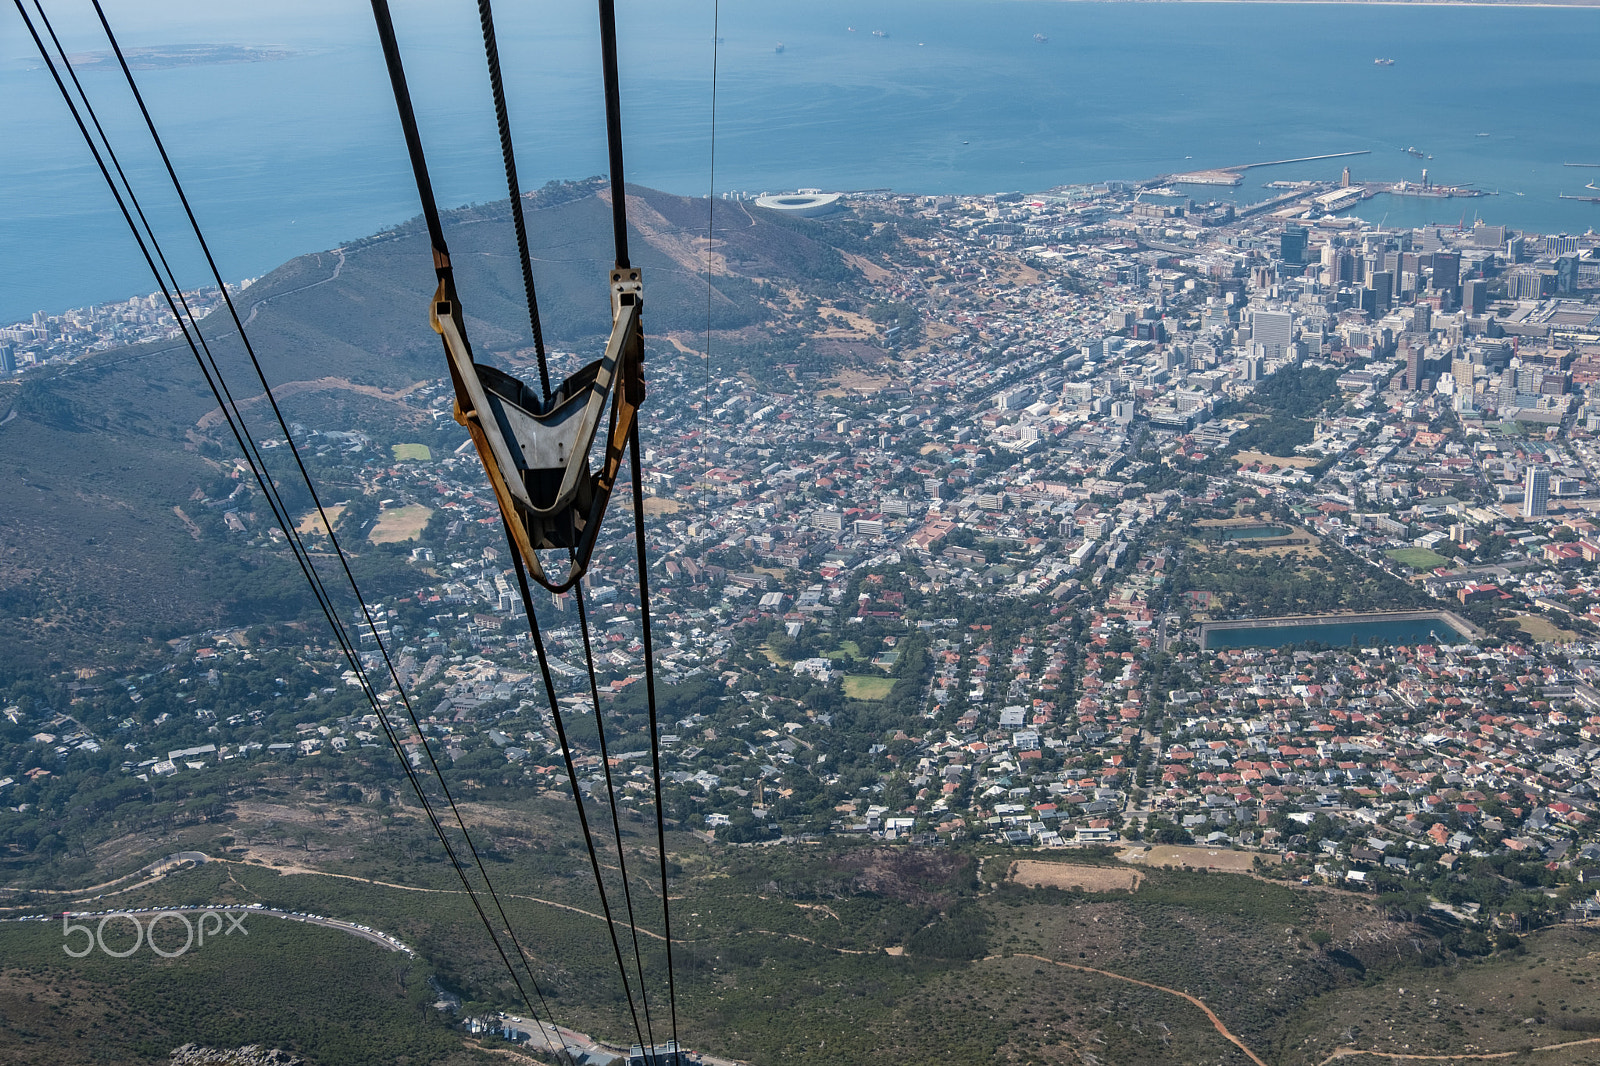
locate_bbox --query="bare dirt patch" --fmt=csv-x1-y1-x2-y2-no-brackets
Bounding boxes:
1232,450,1319,469
369,503,432,543
1009,860,1141,893
661,333,709,358
997,261,1041,286
1121,844,1279,874
297,504,345,536
172,506,202,540
642,496,683,515
1512,612,1580,643
841,251,891,283
816,304,878,335
821,368,894,398
608,189,718,276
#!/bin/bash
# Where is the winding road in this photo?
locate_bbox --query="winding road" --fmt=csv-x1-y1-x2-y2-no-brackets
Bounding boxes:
1002,952,1268,1066
239,247,345,328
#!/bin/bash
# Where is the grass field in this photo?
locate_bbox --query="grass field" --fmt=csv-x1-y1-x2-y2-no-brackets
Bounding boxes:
843,674,896,700
391,442,432,461
295,503,345,536
1387,547,1450,570
1513,611,1581,643
369,503,432,543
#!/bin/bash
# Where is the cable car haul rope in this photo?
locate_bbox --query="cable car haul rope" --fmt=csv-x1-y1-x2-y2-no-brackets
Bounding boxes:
20,0,680,1059
370,0,678,1055
373,0,643,597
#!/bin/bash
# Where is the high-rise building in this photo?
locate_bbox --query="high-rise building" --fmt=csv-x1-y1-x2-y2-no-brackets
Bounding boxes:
1473,223,1507,247
1323,248,1356,287
1430,250,1461,292
1251,310,1294,360
1367,271,1394,313
1280,226,1308,265
1556,255,1578,295
1320,243,1339,286
1504,269,1549,301
1524,465,1550,519
0,343,14,376
1463,278,1488,316
1405,345,1425,392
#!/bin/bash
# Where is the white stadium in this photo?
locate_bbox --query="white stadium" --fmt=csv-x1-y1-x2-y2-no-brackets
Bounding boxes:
753,189,843,217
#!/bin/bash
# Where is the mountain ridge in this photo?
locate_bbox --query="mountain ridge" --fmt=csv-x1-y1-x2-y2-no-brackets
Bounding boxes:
0,180,869,669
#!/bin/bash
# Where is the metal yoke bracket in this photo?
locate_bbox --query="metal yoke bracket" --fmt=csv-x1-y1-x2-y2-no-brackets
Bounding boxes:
432,265,643,593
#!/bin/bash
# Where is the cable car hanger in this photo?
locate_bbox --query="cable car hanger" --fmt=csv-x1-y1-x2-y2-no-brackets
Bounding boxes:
371,0,644,595
371,4,678,1052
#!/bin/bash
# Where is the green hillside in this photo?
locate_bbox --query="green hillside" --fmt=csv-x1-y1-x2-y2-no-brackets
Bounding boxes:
4,826,1593,1066
0,181,865,668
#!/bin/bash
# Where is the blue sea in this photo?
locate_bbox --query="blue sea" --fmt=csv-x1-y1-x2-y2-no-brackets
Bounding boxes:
4,0,1600,322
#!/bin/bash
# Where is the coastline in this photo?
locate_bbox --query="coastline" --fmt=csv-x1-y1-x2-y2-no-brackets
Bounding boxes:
9,0,1600,322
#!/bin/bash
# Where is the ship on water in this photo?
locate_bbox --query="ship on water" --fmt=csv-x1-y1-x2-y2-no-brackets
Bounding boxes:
1374,57,1395,66
1034,33,1048,43
774,42,784,53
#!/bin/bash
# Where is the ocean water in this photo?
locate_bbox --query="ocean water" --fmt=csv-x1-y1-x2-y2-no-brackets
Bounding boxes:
4,0,1600,322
